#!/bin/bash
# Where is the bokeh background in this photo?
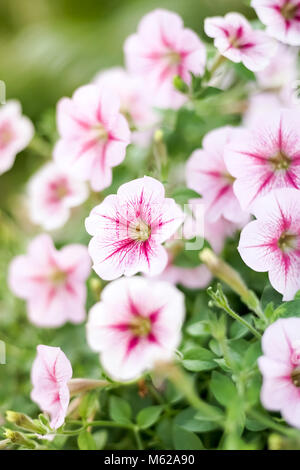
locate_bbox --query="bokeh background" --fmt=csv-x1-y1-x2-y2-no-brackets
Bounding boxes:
0,0,257,436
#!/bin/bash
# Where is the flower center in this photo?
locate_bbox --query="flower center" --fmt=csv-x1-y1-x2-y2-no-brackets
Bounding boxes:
92,123,108,141
269,150,291,171
0,124,14,149
223,172,235,185
281,2,298,20
130,315,151,337
291,366,300,387
128,219,151,242
51,179,69,200
48,268,67,285
278,231,297,252
164,50,181,66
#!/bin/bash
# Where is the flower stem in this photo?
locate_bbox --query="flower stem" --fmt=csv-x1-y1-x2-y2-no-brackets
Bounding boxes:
248,409,300,439
200,248,266,321
207,54,227,79
154,361,224,426
208,285,262,339
28,135,52,160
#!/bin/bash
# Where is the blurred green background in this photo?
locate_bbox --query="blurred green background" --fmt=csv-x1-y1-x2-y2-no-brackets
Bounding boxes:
1,0,252,119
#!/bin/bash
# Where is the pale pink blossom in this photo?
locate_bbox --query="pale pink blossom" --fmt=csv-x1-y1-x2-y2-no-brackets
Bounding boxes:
85,176,184,280
152,204,239,289
225,108,300,211
31,345,72,429
124,8,206,109
238,188,300,300
252,0,300,45
28,163,88,230
87,276,185,381
54,84,131,191
255,43,298,95
204,12,276,71
0,100,34,174
243,92,282,127
93,67,158,146
154,255,212,290
258,317,300,428
9,234,91,327
186,127,250,224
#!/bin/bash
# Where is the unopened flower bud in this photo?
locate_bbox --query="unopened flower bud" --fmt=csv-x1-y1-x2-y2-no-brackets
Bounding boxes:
4,429,36,449
68,378,109,397
6,410,46,434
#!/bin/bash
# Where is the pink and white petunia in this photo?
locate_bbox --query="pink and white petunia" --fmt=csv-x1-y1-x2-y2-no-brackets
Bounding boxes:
152,203,239,289
186,127,250,224
0,100,34,174
124,8,206,109
225,108,300,211
87,276,185,381
258,317,300,429
243,92,282,127
238,188,300,300
31,345,72,429
54,84,131,191
28,163,88,230
204,12,277,71
252,0,300,45
255,43,298,95
85,176,185,280
9,234,91,327
93,67,158,146
154,254,212,290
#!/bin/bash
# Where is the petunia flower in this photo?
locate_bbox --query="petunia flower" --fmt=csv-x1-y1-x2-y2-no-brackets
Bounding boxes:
86,276,185,381
186,126,250,224
28,163,88,230
150,201,240,289
9,234,91,327
255,43,298,95
225,108,300,211
0,100,34,175
252,0,300,45
124,8,206,109
238,188,300,300
204,12,277,71
93,67,159,146
54,84,131,191
258,317,300,429
31,345,72,429
85,176,185,280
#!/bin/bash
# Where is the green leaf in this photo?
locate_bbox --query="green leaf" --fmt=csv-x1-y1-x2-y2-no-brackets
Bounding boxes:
229,314,254,339
210,371,238,406
190,72,203,95
273,299,300,321
186,320,211,337
109,396,132,425
92,430,107,450
245,418,267,432
172,425,204,450
156,418,173,449
137,406,164,429
242,341,261,369
175,408,219,433
261,282,282,310
233,62,256,81
171,186,201,205
78,392,98,420
77,431,97,450
182,347,217,372
197,86,222,99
